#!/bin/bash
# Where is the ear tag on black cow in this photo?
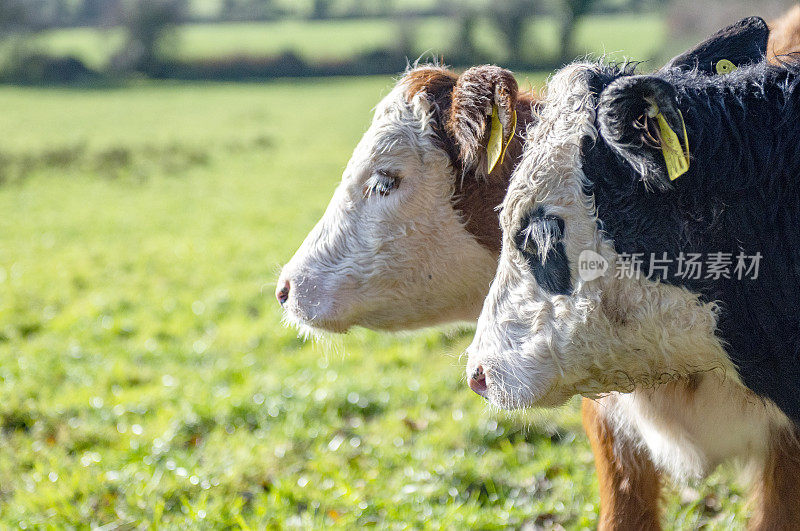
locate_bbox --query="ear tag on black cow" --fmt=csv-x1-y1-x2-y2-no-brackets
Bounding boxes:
715,59,737,75
487,105,517,174
651,103,690,181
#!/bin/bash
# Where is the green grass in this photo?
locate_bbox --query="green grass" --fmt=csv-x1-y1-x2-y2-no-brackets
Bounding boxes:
29,13,667,70
0,74,750,527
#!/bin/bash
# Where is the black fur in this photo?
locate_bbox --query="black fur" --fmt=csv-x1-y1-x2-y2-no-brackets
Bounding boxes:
510,18,773,296
663,16,769,74
595,17,771,191
579,59,800,423
516,208,572,295
597,75,683,191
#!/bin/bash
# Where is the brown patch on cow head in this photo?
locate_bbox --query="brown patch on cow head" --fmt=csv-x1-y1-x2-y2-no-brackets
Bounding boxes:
769,5,800,61
403,65,541,256
404,66,459,96
403,67,462,175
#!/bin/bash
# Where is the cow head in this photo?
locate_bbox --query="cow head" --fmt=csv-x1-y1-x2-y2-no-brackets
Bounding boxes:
466,18,773,410
277,65,535,334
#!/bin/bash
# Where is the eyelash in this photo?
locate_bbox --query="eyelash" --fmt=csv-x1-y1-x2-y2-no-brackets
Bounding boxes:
363,171,399,197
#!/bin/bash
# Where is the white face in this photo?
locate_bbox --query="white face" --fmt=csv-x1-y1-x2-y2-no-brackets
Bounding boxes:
466,64,731,410
278,83,497,335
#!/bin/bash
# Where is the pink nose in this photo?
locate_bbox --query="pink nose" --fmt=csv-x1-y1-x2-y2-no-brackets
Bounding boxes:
276,280,290,305
468,365,488,396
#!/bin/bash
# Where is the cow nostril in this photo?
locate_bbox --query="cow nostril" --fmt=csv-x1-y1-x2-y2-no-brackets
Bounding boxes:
468,365,488,396
276,280,290,306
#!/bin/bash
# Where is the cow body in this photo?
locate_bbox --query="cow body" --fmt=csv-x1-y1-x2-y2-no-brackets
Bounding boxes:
588,62,800,422
468,58,800,421
467,57,800,526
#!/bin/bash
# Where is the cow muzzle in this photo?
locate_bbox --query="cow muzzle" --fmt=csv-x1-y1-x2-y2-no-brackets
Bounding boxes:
274,266,353,334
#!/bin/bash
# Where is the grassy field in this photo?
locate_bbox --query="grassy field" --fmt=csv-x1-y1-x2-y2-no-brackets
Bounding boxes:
0,73,752,527
30,13,667,70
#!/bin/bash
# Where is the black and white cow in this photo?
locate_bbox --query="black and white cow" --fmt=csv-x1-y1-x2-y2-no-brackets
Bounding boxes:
467,22,800,529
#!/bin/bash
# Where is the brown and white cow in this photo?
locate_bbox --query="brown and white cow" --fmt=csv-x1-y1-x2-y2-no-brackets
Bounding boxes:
278,17,776,530
276,64,533,335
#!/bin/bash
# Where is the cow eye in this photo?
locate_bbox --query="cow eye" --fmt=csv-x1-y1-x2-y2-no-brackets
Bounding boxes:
515,210,565,259
364,170,399,197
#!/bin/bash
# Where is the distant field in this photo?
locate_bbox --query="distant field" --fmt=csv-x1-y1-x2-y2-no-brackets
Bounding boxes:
183,0,637,21
31,13,667,70
0,74,749,527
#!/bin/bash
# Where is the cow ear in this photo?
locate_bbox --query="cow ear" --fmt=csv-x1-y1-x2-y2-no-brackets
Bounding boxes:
662,16,769,75
597,75,689,192
447,65,519,176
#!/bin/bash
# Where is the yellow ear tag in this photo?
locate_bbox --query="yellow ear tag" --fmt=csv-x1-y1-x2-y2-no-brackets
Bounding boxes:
653,105,690,181
715,59,737,75
486,105,517,173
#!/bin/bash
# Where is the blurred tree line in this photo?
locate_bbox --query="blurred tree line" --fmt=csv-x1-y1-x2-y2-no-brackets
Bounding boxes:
0,0,670,83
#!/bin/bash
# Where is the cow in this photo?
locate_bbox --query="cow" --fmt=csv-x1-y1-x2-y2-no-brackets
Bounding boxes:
466,24,800,530
275,64,533,335
278,18,772,530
